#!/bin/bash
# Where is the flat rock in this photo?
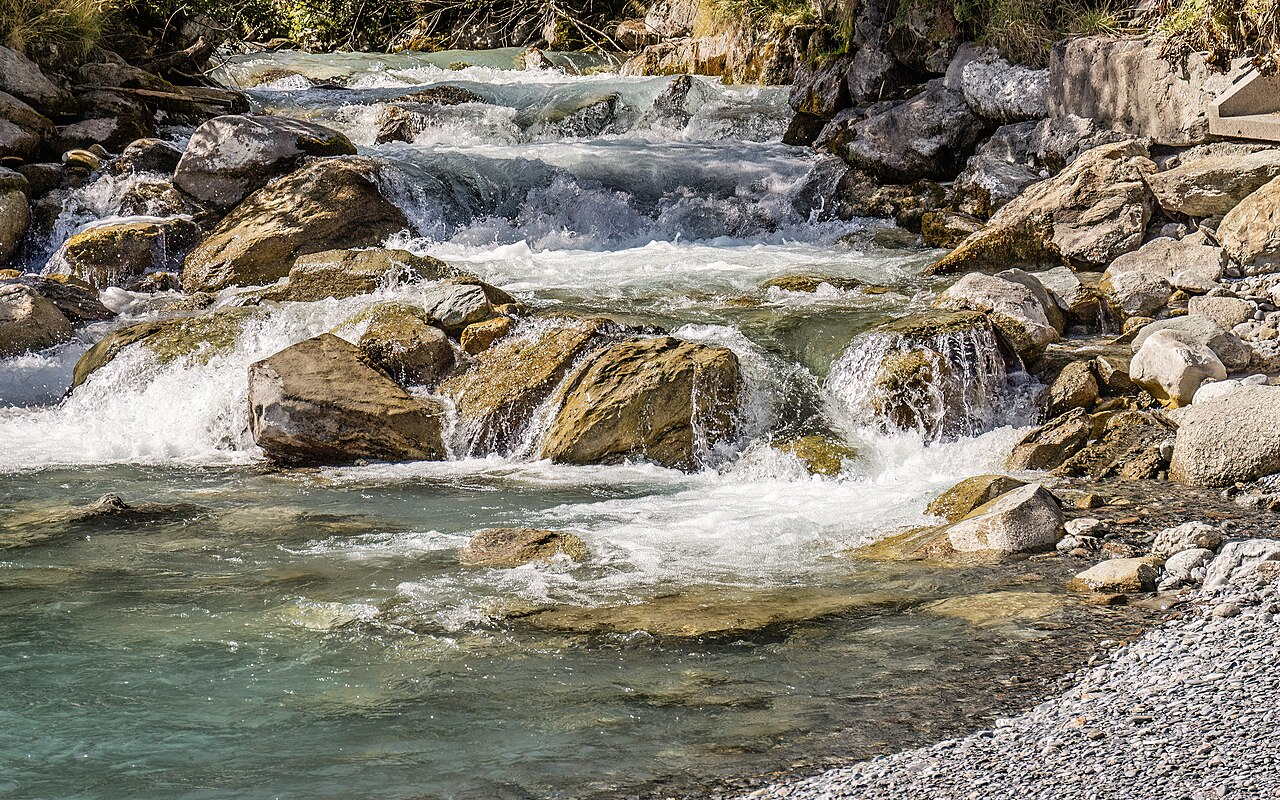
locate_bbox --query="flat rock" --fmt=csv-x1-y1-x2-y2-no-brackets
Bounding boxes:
459,527,588,568
926,474,1027,522
1148,148,1280,218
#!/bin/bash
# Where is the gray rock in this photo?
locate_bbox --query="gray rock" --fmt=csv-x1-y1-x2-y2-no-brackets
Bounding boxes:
1148,148,1280,218
933,271,1060,359
0,284,72,357
174,114,357,210
1130,329,1227,407
1203,539,1280,589
643,0,697,37
1099,269,1173,321
943,483,1064,554
1106,237,1225,286
1163,547,1214,583
420,281,493,331
1170,385,1280,486
1153,521,1223,559
248,333,446,466
0,45,68,109
1188,296,1255,330
1218,176,1280,275
0,90,54,162
1068,557,1158,593
960,53,1048,123
1131,315,1251,373
111,138,184,175
0,169,30,263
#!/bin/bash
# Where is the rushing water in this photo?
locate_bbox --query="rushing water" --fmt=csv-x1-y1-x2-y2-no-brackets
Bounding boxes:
1,49,1150,799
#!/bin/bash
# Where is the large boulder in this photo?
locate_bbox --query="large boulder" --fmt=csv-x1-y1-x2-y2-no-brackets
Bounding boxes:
15,274,112,323
933,271,1060,359
1188,296,1254,331
247,334,446,466
262,248,456,302
1148,148,1280,218
1218,176,1280,275
1131,315,1251,373
959,52,1048,123
930,140,1156,274
440,317,618,454
1048,36,1238,146
541,337,741,470
0,284,72,357
0,168,29,262
459,527,588,568
1130,329,1227,407
837,81,988,183
173,114,357,210
1105,236,1225,288
1170,385,1280,486
942,483,1064,554
0,46,68,110
52,219,201,289
183,157,409,293
355,303,455,386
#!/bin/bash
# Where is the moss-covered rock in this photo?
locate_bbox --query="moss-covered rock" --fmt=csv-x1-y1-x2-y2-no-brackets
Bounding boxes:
777,434,858,476
71,307,253,389
55,218,200,289
263,248,457,302
761,274,864,292
926,474,1027,522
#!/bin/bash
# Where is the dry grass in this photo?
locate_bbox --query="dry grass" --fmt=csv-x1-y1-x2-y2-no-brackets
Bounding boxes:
0,0,113,59
1157,0,1280,72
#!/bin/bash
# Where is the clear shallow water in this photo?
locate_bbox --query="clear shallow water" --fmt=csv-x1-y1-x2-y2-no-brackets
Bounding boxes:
0,49,1149,799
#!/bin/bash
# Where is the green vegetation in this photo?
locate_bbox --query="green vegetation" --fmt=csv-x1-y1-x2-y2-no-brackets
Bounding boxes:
1157,0,1280,72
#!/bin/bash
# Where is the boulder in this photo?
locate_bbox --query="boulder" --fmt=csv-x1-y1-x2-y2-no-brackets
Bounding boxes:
930,140,1156,274
16,274,112,323
262,248,456,302
71,308,253,388
1202,539,1280,590
1130,329,1227,407
111,138,184,175
1164,548,1214,584
53,115,152,153
1152,521,1223,559
1169,385,1280,486
1218,176,1280,275
460,315,512,354
182,157,409,293
959,53,1048,123
173,114,357,209
788,56,853,120
440,317,618,453
1148,148,1280,218
614,20,661,51
0,170,29,262
1107,237,1225,285
776,434,858,477
396,86,485,105
0,284,72,357
837,81,989,183
1131,316,1251,373
1188,296,1254,331
926,474,1026,522
933,271,1060,359
1054,410,1173,480
374,106,429,145
0,90,54,162
1048,36,1238,146
247,334,446,466
1099,269,1173,321
1006,407,1091,470
459,527,588,568
1035,266,1102,328
541,337,741,470
921,211,983,249
942,483,1063,554
420,280,494,332
1045,360,1099,417
643,0,698,37
1067,558,1158,594
0,46,68,109
951,121,1043,219
52,219,201,289
356,303,454,386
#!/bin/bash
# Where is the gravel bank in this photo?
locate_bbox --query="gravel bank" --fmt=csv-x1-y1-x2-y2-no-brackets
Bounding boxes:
747,561,1280,800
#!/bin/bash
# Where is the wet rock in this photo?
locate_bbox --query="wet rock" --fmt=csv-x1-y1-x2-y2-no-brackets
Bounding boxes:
70,308,252,389
921,211,983,249
1130,329,1227,407
114,180,203,219
1006,407,1091,470
926,474,1026,522
1068,558,1158,594
53,115,152,154
111,138,184,175
248,333,446,466
930,140,1156,274
16,274,112,323
1202,539,1280,589
396,85,484,105
1152,521,1223,559
646,74,702,129
942,483,1064,555
1045,360,1099,417
0,284,72,357
440,317,618,453
533,94,621,138
53,218,200,289
959,52,1048,123
1170,385,1280,487
1054,410,1173,480
789,57,853,121
420,280,494,332
933,271,1060,359
1148,147,1280,218
0,168,29,262
541,337,741,470
174,114,357,209
1218,176,1280,275
183,157,409,293
262,248,456,303
837,81,988,183
460,315,512,355
776,434,858,477
523,587,909,638
356,303,454,386
459,527,588,568
762,274,863,293
1131,316,1251,373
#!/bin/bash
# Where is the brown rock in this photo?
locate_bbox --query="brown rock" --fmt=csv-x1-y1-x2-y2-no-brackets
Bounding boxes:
460,315,512,354
926,474,1027,522
459,527,588,568
356,303,454,386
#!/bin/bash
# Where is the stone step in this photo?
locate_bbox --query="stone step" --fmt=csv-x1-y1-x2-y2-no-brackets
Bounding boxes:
1210,69,1280,143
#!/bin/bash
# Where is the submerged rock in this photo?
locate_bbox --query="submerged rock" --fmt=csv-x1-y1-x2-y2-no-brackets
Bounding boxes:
248,334,446,466
54,218,201,289
541,337,742,470
174,114,357,209
71,307,254,388
183,157,409,293
0,284,72,357
776,434,858,477
459,527,588,568
926,475,1027,522
1170,385,1280,487
930,140,1156,274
